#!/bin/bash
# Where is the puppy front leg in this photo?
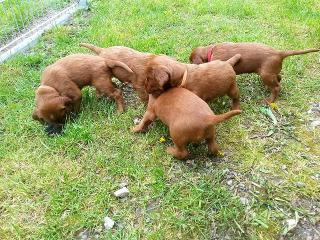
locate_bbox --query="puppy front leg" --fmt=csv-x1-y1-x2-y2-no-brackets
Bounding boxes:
207,139,220,156
260,73,280,103
131,110,156,133
132,94,156,133
206,129,220,156
228,82,241,110
72,95,82,113
69,97,82,120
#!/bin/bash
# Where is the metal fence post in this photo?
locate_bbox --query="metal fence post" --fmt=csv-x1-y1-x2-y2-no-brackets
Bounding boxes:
78,0,88,10
1,0,88,62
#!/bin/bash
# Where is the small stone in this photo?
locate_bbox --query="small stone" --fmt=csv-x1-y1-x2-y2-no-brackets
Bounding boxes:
228,171,237,178
313,173,320,181
186,160,194,165
61,209,70,219
95,225,103,233
310,107,320,113
281,165,287,171
114,187,130,198
119,181,128,188
93,234,100,239
226,180,233,186
133,117,141,125
295,181,305,188
205,161,213,167
223,168,230,174
240,197,249,205
237,183,246,191
75,229,89,240
310,120,320,128
103,216,115,230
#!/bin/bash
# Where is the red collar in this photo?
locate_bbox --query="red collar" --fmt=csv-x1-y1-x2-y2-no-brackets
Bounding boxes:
207,47,213,62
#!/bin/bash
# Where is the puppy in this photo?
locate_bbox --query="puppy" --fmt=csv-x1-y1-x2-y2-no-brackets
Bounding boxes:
32,54,133,132
145,54,242,110
80,43,163,103
189,42,320,102
132,88,241,159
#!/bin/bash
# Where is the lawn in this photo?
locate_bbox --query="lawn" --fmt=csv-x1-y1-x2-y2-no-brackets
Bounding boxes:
0,0,320,239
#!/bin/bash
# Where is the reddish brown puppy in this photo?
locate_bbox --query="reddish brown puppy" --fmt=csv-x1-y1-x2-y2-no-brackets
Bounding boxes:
33,54,132,127
81,43,173,103
132,88,241,159
189,42,320,102
145,54,242,110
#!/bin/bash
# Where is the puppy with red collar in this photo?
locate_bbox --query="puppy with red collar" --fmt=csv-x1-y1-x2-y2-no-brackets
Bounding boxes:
189,42,319,103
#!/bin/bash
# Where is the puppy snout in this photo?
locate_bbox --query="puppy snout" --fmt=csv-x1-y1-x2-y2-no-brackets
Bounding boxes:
45,123,64,136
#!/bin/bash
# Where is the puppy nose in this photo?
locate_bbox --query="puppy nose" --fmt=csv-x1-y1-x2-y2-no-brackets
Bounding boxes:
45,123,64,136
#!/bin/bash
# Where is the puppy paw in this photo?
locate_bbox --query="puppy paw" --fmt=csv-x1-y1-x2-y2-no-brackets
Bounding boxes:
131,125,143,133
166,147,176,155
117,108,124,114
166,147,188,159
217,151,225,157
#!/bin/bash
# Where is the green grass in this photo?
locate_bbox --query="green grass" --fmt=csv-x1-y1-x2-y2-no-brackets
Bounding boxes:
1,0,320,239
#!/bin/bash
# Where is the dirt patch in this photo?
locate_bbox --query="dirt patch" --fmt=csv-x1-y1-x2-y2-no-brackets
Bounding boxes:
117,80,142,107
282,219,320,240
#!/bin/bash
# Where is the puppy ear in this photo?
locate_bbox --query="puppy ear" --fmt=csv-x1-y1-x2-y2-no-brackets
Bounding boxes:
36,86,57,96
154,66,170,87
190,55,203,64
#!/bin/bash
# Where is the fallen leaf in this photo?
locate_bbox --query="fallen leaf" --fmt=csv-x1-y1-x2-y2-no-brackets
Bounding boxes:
270,102,279,110
217,151,225,157
282,211,299,235
260,106,278,125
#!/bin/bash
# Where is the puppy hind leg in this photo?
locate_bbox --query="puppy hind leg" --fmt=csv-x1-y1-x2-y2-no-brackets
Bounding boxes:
111,88,125,113
228,82,241,110
93,77,125,113
166,144,188,159
206,133,220,156
260,73,281,103
167,131,189,159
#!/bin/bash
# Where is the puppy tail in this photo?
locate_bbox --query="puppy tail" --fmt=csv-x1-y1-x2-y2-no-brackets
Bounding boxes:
210,110,242,125
79,43,102,54
226,54,241,66
280,48,319,58
105,59,133,73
